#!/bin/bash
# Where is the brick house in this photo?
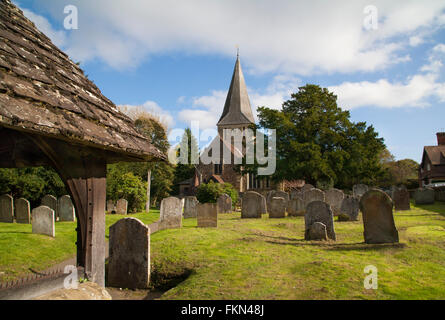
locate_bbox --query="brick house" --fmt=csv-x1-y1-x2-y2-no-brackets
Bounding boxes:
418,132,445,187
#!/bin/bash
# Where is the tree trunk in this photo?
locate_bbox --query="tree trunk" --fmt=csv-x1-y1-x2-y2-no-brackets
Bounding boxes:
145,169,151,212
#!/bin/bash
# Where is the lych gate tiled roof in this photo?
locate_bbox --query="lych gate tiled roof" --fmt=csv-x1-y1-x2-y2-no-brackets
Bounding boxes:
0,0,164,161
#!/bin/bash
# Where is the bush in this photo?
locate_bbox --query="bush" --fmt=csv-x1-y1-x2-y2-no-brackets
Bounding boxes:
196,181,238,206
107,170,147,213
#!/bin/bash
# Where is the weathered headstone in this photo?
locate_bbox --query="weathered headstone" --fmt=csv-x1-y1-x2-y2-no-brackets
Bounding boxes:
414,188,435,205
393,187,410,211
303,188,325,209
58,195,76,221
304,201,336,241
301,184,314,192
116,199,128,215
353,184,368,198
308,222,328,241
183,196,198,218
15,198,30,224
340,196,360,221
108,218,150,289
267,191,289,212
217,194,232,214
287,197,305,216
32,206,55,237
197,203,218,227
159,197,182,229
0,194,14,223
360,189,399,244
107,200,116,213
325,189,344,216
41,195,57,218
269,197,286,218
241,191,264,218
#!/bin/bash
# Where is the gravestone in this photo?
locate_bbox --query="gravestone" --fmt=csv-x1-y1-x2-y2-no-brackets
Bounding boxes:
107,200,116,213
269,197,286,218
308,222,328,241
241,191,264,218
267,191,289,211
353,184,368,198
304,201,336,241
58,195,76,221
301,184,314,192
290,190,303,200
217,194,232,214
287,197,305,216
414,188,435,205
159,197,182,229
32,206,55,237
303,188,325,209
41,195,57,218
0,194,14,223
360,189,399,244
325,189,344,216
108,218,150,289
340,196,360,221
197,203,218,227
116,199,128,215
393,187,410,211
15,198,30,224
183,196,198,218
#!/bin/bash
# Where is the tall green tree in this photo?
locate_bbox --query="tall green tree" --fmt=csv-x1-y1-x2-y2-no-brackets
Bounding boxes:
255,84,386,189
172,128,199,195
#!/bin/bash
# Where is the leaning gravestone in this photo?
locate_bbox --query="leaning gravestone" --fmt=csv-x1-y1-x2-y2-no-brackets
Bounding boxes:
58,195,76,221
32,206,55,237
108,218,150,289
287,197,305,216
360,189,399,244
116,199,128,215
305,201,336,240
269,197,286,218
159,197,182,229
107,200,116,213
340,196,360,221
325,188,344,216
41,195,57,218
414,188,435,205
301,184,314,192
217,194,232,214
183,196,198,218
353,184,368,198
197,203,218,228
303,188,325,209
15,198,30,224
0,194,14,223
393,187,410,211
241,191,264,218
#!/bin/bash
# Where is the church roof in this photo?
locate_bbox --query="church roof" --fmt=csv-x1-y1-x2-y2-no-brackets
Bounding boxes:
0,0,164,162
217,56,255,127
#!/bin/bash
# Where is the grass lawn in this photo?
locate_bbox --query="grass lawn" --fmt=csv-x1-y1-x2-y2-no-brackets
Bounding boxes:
0,203,444,299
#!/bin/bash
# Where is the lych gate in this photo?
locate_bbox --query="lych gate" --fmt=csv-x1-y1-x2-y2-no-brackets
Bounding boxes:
0,0,165,286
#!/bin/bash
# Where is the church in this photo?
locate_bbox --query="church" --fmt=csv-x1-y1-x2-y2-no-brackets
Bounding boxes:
179,55,281,197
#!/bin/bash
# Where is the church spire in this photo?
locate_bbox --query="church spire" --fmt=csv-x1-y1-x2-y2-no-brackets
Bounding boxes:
217,54,255,127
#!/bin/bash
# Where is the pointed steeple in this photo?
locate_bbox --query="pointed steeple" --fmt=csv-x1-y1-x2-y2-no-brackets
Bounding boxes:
217,55,255,127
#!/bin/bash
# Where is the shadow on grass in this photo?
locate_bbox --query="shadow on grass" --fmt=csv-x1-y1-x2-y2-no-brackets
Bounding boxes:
0,231,30,234
241,233,406,251
413,202,445,217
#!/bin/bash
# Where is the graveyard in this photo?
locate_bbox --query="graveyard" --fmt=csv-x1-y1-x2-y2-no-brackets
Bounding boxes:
1,199,444,299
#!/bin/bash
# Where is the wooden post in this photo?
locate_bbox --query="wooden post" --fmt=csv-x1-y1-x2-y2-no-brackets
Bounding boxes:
31,136,107,287
146,169,151,213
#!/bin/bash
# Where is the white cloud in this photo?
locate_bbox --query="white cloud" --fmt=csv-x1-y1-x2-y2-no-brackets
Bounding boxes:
24,0,445,74
409,36,424,47
118,101,175,128
21,8,67,47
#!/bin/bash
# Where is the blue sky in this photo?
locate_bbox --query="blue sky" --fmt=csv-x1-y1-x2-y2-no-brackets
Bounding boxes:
14,0,445,162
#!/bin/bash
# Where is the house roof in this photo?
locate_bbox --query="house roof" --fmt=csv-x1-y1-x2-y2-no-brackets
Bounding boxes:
0,0,164,162
217,56,255,127
423,146,445,166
